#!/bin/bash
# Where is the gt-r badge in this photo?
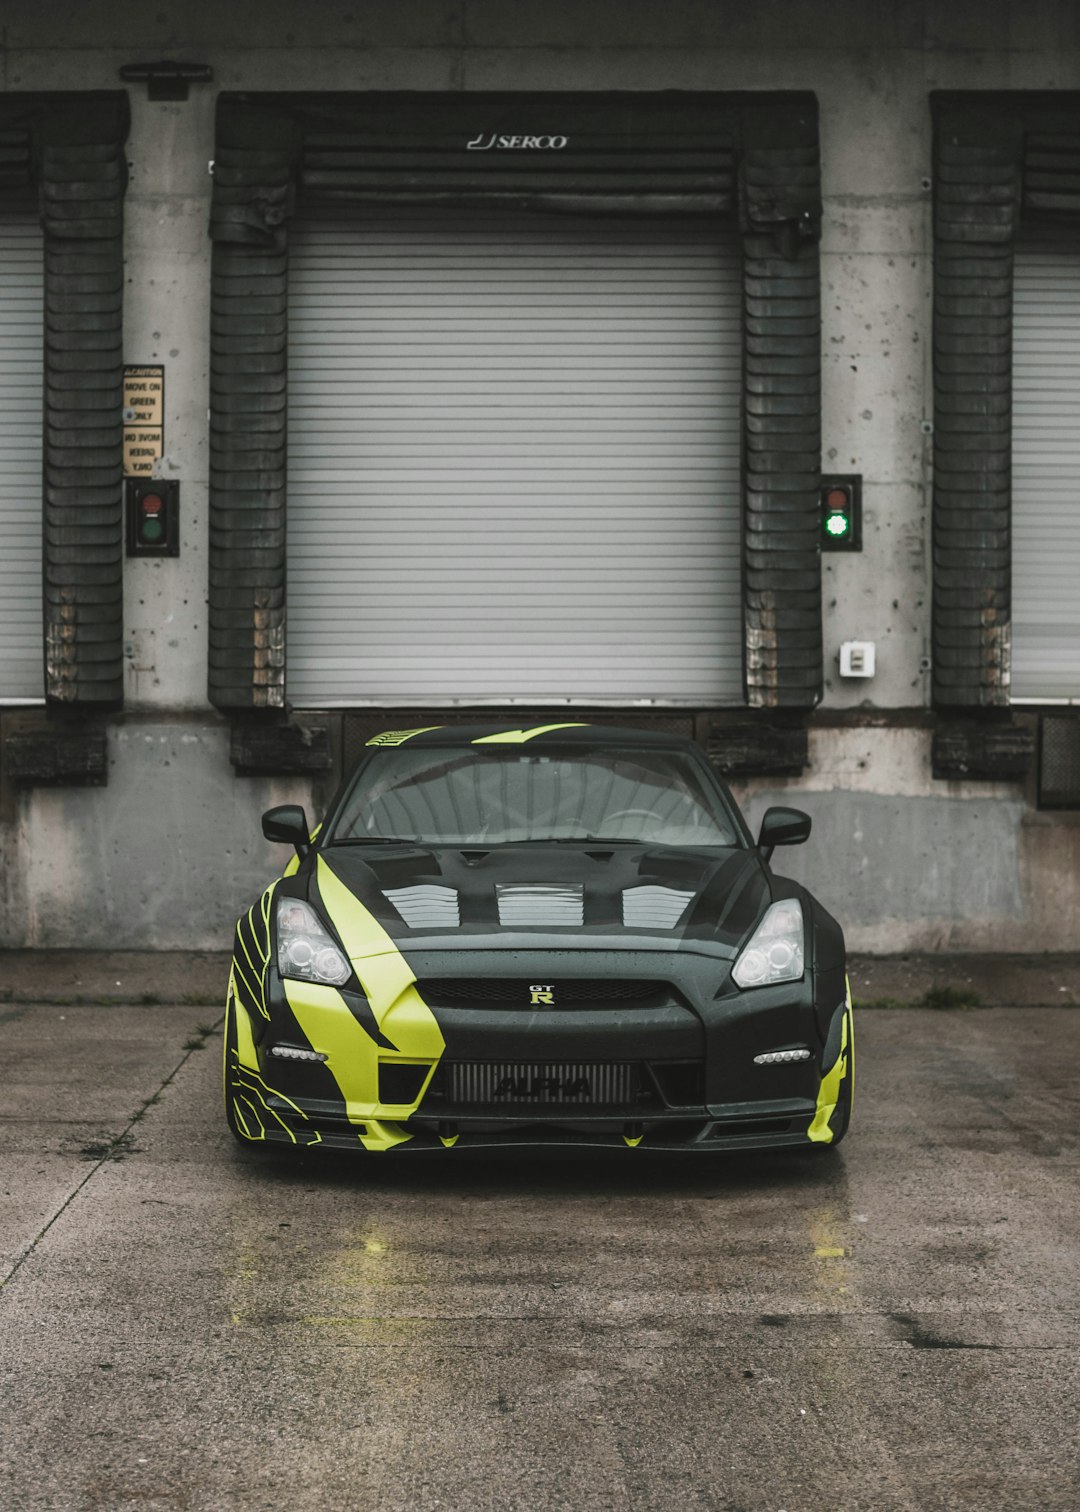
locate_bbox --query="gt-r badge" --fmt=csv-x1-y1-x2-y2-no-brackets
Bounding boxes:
529,984,555,1005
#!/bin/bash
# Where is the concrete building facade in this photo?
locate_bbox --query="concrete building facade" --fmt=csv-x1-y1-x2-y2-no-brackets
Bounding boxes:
1,2,1078,951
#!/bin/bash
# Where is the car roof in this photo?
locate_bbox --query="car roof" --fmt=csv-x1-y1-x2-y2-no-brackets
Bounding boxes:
363,721,699,752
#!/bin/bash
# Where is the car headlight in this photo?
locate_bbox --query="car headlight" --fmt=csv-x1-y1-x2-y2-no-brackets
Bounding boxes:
732,899,804,989
276,898,351,986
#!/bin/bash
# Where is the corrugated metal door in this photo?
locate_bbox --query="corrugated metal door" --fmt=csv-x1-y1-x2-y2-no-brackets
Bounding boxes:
1012,225,1080,702
0,205,44,701
286,206,743,706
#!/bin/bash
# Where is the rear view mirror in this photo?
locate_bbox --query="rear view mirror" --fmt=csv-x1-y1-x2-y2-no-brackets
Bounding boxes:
756,806,811,862
262,804,311,857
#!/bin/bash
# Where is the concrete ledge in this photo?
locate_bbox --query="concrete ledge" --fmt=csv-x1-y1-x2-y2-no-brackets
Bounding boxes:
0,951,230,1006
850,953,1079,1007
3,729,108,787
229,720,333,776
932,720,1035,783
706,720,809,777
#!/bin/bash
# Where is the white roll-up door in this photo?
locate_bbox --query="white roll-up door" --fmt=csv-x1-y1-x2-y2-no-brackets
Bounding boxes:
286,206,743,706
1012,225,1080,702
0,205,44,702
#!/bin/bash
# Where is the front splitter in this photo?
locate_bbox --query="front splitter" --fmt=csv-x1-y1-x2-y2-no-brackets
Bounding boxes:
233,1114,825,1156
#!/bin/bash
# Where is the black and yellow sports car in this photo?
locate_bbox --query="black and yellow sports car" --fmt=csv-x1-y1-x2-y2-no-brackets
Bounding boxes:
225,724,852,1155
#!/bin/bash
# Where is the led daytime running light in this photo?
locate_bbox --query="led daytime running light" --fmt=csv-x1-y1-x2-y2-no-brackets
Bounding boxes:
753,1048,811,1065
270,1044,328,1062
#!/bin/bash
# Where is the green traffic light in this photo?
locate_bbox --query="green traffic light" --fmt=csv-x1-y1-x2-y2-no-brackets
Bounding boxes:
825,511,850,538
142,518,164,543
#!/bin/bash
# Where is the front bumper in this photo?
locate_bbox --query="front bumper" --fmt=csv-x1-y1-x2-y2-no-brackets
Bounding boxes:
225,957,853,1155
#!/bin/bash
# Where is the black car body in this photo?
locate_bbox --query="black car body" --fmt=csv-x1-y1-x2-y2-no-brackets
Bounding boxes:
225,724,852,1155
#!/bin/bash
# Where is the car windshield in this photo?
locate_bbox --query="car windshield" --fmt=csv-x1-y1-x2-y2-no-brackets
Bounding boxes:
329,745,740,848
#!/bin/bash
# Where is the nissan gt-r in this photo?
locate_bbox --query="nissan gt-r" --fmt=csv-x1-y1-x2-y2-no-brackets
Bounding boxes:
224,723,852,1154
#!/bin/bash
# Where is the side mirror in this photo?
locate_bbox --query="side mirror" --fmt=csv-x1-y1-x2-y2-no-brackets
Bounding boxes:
756,806,811,863
262,804,311,858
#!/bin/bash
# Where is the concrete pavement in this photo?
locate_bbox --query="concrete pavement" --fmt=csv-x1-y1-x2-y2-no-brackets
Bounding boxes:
1,987,1078,1510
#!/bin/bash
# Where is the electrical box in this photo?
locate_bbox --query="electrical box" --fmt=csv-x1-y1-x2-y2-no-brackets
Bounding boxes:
839,641,875,678
126,478,179,558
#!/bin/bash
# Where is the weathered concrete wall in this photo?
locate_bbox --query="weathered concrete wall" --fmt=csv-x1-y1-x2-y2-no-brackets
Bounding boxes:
1,1,1079,947
735,728,1080,953
6,721,324,950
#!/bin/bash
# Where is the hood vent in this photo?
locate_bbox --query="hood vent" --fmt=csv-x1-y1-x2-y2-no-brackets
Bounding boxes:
622,885,695,930
384,884,460,931
496,883,584,927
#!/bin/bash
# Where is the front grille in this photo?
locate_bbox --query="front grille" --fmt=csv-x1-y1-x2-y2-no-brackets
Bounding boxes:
436,1060,639,1107
418,978,672,1009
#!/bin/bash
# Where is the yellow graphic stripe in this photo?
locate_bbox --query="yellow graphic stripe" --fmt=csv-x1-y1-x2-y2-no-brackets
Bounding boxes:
230,952,260,1016
472,723,588,744
230,880,276,1022
235,919,268,1019
366,727,442,747
284,979,380,1106
232,1097,255,1139
232,991,261,1072
358,1120,415,1152
234,1094,263,1139
808,996,853,1144
232,1072,298,1142
280,857,446,1148
282,826,324,879
226,989,308,1144
316,858,445,1054
224,970,239,1099
232,1056,305,1119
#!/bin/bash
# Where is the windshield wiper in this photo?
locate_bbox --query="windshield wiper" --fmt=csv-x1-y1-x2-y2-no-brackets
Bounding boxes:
522,836,729,848
507,836,645,845
329,837,424,846
329,835,679,847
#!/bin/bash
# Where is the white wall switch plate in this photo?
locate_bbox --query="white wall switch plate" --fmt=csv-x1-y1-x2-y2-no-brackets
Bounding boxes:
839,640,876,677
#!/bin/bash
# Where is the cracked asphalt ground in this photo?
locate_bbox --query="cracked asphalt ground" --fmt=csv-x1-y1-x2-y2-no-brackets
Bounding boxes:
1,1000,1078,1512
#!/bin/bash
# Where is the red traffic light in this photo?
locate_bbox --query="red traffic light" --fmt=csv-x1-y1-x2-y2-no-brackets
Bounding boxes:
141,493,164,516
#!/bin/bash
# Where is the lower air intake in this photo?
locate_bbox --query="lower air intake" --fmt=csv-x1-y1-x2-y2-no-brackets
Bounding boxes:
441,1061,636,1107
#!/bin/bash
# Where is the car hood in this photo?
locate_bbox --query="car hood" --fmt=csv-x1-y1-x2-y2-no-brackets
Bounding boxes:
311,842,772,961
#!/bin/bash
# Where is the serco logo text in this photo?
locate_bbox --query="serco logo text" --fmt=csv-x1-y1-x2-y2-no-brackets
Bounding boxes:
466,133,569,151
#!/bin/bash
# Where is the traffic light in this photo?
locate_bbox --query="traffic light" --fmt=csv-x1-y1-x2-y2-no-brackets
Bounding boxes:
126,479,179,558
820,475,862,552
